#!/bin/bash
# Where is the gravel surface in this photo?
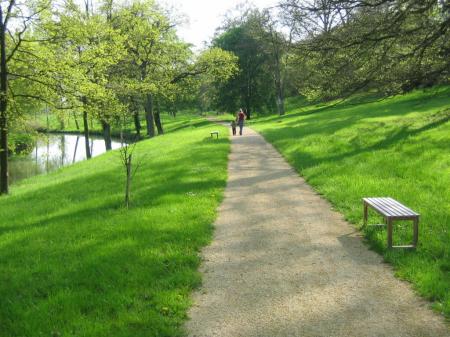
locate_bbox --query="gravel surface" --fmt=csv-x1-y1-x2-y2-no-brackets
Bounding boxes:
185,126,449,337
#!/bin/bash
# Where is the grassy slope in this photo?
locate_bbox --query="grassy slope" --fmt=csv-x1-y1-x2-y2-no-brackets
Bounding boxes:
250,87,450,317
0,115,229,337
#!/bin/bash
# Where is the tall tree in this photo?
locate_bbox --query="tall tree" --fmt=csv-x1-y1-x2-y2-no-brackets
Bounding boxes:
280,0,450,99
213,17,274,117
116,1,237,136
115,0,181,138
0,0,51,195
52,3,125,156
248,9,295,115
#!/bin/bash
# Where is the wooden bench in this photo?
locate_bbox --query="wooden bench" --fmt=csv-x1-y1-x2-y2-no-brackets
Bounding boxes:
363,197,419,249
210,131,219,139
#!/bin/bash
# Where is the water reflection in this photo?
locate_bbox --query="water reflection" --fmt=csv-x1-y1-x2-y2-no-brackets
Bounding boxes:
10,134,124,184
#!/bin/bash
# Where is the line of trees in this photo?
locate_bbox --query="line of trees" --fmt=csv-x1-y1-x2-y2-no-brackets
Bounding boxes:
204,0,449,116
0,0,237,195
2,0,447,194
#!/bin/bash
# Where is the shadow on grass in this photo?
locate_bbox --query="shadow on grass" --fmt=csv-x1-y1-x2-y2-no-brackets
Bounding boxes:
164,119,213,134
0,134,229,336
252,88,450,318
263,110,450,173
258,87,450,132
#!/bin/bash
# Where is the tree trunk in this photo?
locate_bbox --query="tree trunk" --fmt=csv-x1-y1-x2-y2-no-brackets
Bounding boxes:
72,136,79,163
133,109,141,138
125,154,132,208
154,99,164,135
45,136,50,172
144,93,155,138
171,103,177,118
0,15,8,195
60,134,65,166
245,93,251,120
274,53,285,116
45,105,50,130
101,120,112,151
275,75,285,116
0,108,7,196
245,72,252,120
73,112,80,130
82,97,91,159
274,74,284,116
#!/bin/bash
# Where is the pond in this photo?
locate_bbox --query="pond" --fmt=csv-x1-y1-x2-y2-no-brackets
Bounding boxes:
9,134,124,185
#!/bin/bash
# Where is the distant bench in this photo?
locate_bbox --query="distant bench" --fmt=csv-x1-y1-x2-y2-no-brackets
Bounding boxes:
363,197,419,249
210,131,219,139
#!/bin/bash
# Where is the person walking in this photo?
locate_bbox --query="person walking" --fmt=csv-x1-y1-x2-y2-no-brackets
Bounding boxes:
230,119,237,136
237,108,246,136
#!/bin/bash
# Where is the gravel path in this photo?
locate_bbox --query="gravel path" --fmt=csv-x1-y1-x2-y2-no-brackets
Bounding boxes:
185,126,449,337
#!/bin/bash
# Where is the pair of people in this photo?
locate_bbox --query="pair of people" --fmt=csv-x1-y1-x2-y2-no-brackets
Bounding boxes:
231,108,246,136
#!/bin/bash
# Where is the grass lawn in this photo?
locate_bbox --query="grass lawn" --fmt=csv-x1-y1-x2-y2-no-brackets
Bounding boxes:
250,86,450,317
0,115,229,337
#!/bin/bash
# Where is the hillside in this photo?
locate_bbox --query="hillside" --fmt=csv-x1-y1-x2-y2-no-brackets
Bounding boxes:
251,87,450,317
0,116,229,337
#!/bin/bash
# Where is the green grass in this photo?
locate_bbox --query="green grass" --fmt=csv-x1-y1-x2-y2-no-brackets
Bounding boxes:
30,110,198,138
250,86,450,317
0,115,229,337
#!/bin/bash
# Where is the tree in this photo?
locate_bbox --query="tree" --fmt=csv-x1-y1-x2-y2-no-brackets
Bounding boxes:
177,47,239,114
0,0,52,195
247,9,295,115
50,2,126,156
280,0,450,99
213,16,275,117
115,1,237,136
113,0,182,138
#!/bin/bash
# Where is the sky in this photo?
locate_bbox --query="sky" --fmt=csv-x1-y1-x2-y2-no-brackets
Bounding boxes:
75,0,279,50
160,0,279,50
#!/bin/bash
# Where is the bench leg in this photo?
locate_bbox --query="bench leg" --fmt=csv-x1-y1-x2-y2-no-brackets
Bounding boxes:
387,218,393,249
363,202,368,226
413,216,419,248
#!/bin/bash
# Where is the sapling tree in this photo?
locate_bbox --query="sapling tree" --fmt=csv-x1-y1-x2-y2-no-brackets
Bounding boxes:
118,139,142,209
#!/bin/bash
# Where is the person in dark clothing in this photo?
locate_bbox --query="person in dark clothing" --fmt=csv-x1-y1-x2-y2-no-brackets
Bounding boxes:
231,120,237,135
237,108,246,135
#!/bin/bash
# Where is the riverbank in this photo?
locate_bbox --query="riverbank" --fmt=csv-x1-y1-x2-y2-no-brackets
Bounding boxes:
32,111,181,142
0,115,229,337
35,128,139,142
249,86,450,318
8,133,124,185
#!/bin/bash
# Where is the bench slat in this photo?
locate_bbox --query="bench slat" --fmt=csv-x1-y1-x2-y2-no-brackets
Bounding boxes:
363,197,419,218
385,197,418,216
365,198,398,216
366,198,406,217
384,197,419,216
380,198,409,216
